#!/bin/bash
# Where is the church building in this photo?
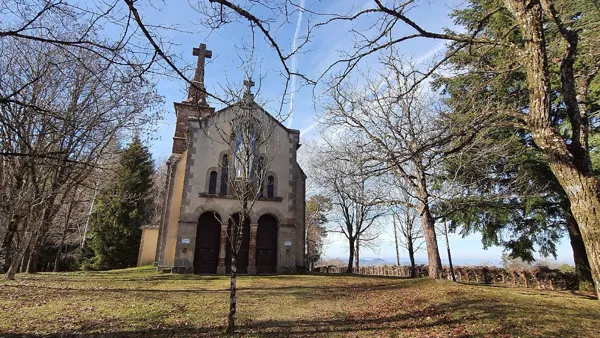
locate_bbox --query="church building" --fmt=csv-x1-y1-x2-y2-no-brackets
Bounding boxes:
137,43,306,274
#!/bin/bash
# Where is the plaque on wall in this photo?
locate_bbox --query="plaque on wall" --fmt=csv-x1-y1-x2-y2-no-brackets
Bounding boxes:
182,238,190,244
284,241,292,246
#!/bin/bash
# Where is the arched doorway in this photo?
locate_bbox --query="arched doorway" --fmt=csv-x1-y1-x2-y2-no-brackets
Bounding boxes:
194,212,221,274
256,214,278,273
225,213,250,273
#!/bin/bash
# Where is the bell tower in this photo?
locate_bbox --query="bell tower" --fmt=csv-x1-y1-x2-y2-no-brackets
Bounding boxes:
172,43,215,154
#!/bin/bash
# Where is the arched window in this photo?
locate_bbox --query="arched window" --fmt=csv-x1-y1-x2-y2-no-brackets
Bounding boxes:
220,154,228,195
267,175,275,198
232,120,257,179
208,171,217,194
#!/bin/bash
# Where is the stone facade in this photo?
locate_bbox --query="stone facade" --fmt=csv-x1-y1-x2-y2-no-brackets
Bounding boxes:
137,44,306,274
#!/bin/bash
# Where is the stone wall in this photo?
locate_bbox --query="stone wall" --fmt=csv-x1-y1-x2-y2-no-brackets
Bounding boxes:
277,225,297,273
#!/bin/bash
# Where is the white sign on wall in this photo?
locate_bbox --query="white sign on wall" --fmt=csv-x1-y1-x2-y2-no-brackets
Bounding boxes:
284,241,292,246
181,238,190,244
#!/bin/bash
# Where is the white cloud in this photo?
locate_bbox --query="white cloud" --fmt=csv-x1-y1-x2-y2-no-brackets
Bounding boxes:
286,0,305,128
414,41,447,65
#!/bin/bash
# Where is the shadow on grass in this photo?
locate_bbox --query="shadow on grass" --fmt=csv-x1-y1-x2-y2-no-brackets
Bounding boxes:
1,279,420,298
0,306,451,338
4,272,597,337
456,281,599,301
244,288,599,337
2,296,594,338
0,326,219,338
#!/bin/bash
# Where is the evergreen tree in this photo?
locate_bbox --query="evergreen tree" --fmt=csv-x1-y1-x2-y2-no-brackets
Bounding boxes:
435,0,599,290
83,136,154,270
305,195,332,271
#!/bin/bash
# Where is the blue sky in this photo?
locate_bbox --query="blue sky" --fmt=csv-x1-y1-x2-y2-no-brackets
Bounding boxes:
134,0,575,266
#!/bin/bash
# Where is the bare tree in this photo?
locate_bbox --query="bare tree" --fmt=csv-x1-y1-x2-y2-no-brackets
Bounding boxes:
392,199,424,278
0,35,161,279
354,223,383,271
321,57,478,278
393,214,401,267
308,0,600,297
310,135,386,273
1,1,163,142
441,220,456,281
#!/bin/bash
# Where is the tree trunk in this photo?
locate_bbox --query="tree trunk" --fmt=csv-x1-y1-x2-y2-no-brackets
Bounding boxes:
26,207,54,274
418,200,442,278
81,181,99,250
505,0,600,298
347,236,355,273
1,169,27,274
54,201,74,272
0,216,19,273
393,219,401,266
6,249,25,280
19,249,28,273
26,187,63,274
415,165,442,279
226,204,248,334
566,209,595,290
355,237,360,271
6,225,38,280
26,239,37,274
407,240,416,278
444,221,456,282
561,174,600,297
226,254,237,334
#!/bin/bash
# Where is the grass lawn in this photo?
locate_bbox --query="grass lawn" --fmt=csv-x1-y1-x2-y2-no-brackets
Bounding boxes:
1,267,598,337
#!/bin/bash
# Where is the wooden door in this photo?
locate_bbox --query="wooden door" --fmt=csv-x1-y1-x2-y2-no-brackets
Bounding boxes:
225,213,250,273
194,212,221,274
256,214,278,273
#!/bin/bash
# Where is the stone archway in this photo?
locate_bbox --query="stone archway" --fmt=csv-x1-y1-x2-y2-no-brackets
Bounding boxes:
194,212,221,274
225,213,250,273
256,214,278,273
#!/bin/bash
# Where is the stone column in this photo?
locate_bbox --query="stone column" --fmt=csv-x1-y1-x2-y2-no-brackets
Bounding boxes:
247,223,259,275
216,222,228,275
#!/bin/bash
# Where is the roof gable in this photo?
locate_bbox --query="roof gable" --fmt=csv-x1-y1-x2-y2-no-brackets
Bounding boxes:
212,100,300,136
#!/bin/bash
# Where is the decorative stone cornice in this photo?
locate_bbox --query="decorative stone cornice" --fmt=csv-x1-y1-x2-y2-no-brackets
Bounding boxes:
198,192,283,202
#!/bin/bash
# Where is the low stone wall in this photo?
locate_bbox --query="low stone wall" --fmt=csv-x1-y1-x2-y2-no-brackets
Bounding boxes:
315,264,579,290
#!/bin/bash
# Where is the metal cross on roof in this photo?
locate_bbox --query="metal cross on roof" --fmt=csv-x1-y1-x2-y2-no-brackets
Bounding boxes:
243,78,255,95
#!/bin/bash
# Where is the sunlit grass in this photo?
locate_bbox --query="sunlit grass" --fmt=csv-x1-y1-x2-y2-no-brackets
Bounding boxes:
1,266,598,337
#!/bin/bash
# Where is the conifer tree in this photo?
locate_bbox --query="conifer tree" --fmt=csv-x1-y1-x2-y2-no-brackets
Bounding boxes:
83,136,154,270
305,195,332,271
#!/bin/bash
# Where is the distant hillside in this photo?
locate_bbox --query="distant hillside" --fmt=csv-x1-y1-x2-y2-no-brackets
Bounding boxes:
324,257,504,267
359,258,390,266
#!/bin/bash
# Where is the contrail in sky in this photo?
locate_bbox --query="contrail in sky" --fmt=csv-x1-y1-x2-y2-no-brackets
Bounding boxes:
286,0,305,128
414,41,446,65
300,42,447,139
